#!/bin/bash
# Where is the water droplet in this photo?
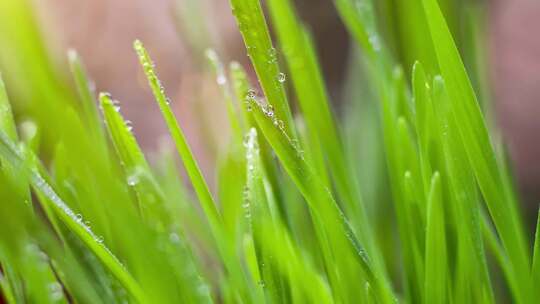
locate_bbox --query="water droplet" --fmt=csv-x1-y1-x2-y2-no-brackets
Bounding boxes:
246,89,256,100
217,74,227,85
369,35,381,51
243,134,250,148
127,174,139,186
277,120,285,131
267,48,277,64
48,282,63,302
169,232,180,244
264,104,274,117
97,236,104,243
277,72,286,83
75,214,83,222
125,120,133,132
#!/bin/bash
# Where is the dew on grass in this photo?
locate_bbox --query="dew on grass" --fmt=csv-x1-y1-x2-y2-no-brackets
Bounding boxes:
125,120,133,132
246,89,257,100
268,48,277,64
127,174,140,186
264,104,274,117
369,35,381,51
277,72,286,83
48,282,64,302
169,232,181,244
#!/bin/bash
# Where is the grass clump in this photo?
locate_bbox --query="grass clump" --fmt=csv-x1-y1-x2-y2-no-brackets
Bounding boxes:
0,0,538,303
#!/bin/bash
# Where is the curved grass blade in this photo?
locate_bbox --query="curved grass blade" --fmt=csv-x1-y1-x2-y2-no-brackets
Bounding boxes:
230,62,290,226
266,0,372,246
0,131,147,303
134,40,259,302
246,96,394,303
420,0,531,301
133,40,222,233
99,93,171,226
68,50,105,144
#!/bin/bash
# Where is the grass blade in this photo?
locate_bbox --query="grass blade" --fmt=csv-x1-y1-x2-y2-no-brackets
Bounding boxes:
424,172,447,304
532,209,540,299
229,0,295,135
0,132,146,303
420,0,531,301
246,95,393,303
133,40,222,233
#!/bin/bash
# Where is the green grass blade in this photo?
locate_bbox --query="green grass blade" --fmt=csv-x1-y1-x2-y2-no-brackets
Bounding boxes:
266,0,372,244
68,50,104,143
246,95,393,303
228,0,295,136
532,209,540,299
0,74,17,141
432,75,494,303
134,40,259,302
99,93,148,176
205,49,242,142
0,132,147,303
420,0,531,301
259,219,334,304
334,0,378,58
99,93,170,225
424,172,446,304
244,127,286,303
133,40,222,233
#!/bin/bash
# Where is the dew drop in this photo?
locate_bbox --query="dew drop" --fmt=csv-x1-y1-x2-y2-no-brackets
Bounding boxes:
277,72,286,83
246,89,256,100
127,174,139,186
125,120,133,132
264,104,274,117
369,35,381,51
243,134,251,148
48,282,63,302
169,232,180,244
277,120,285,131
217,74,227,85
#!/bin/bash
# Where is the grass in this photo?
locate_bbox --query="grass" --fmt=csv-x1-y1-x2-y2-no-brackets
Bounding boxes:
0,0,538,303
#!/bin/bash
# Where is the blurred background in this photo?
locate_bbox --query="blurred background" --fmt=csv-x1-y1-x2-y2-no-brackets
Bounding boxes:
0,0,539,221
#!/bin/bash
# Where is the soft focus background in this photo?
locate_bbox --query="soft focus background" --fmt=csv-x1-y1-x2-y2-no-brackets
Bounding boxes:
1,0,539,218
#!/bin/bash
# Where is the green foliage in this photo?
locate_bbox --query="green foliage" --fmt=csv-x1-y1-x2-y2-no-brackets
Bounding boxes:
0,0,537,303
